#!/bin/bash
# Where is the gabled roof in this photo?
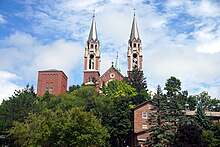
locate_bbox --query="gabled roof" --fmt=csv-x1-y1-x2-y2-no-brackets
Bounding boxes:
100,65,124,79
133,100,153,111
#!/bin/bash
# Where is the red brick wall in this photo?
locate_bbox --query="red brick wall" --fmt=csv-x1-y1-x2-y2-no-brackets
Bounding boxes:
83,71,100,84
37,71,67,96
133,103,152,139
100,67,124,85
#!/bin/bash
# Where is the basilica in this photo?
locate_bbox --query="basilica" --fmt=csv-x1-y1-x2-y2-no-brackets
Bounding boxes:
83,13,143,90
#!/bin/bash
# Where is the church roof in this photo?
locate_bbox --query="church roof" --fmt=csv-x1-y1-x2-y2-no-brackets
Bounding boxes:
100,65,124,79
130,13,140,40
88,15,98,41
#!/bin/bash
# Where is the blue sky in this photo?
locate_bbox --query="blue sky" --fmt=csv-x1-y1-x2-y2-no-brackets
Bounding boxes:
0,0,220,102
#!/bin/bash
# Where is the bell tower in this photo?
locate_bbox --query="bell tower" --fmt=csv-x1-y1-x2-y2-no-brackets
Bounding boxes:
83,13,100,85
127,12,143,76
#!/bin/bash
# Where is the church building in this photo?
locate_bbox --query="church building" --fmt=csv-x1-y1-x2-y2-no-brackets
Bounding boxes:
83,12,143,90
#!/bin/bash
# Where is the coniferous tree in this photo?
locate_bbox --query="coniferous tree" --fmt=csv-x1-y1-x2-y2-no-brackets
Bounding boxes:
146,85,176,146
194,104,212,130
126,68,150,105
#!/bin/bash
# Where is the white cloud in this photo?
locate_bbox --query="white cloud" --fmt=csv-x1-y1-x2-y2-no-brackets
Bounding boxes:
187,0,220,17
0,71,22,103
0,31,84,91
0,14,7,25
1,0,220,99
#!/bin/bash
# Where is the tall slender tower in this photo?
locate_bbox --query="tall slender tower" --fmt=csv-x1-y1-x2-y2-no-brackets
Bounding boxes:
83,14,100,85
127,12,143,76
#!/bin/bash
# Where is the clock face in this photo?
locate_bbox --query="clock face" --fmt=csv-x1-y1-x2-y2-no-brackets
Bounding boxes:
110,73,115,78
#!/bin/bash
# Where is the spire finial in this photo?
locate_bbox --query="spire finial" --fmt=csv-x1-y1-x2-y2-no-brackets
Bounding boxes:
88,10,98,41
133,8,136,16
93,9,95,18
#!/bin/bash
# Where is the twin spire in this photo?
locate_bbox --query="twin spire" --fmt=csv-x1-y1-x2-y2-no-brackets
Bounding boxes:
87,11,140,72
88,10,140,42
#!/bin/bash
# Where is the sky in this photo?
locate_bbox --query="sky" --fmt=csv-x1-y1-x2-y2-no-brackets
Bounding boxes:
0,0,220,102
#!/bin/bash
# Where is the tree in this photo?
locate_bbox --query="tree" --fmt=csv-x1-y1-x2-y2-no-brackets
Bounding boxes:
194,104,212,130
208,98,220,112
146,85,176,146
203,122,220,147
147,81,189,146
67,84,80,93
0,85,36,132
9,107,109,146
102,80,137,146
126,68,150,105
172,124,206,147
164,77,188,125
164,76,181,97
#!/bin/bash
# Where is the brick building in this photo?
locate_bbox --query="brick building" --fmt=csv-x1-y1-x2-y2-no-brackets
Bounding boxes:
130,101,220,146
129,101,153,146
83,12,142,89
37,69,68,96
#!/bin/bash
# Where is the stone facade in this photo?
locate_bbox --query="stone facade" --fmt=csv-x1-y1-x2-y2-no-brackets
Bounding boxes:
37,70,68,96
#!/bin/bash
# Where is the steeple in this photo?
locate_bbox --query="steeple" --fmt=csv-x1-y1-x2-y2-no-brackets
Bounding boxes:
115,52,121,72
84,11,100,85
88,12,98,41
127,11,143,75
130,11,140,41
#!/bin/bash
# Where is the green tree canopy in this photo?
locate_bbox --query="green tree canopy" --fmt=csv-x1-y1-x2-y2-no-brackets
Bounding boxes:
0,85,36,132
172,124,206,147
164,76,181,97
9,107,109,146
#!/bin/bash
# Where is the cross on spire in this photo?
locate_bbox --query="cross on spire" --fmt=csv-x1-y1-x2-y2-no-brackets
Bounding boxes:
133,8,136,16
93,9,95,18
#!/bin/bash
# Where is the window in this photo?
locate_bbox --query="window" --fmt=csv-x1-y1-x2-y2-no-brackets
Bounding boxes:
91,44,94,48
89,54,95,69
49,87,53,93
45,87,49,92
142,124,148,129
134,43,136,47
142,111,147,118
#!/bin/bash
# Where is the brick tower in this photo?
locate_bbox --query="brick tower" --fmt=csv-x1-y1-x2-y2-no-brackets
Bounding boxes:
37,69,68,96
83,13,100,85
127,12,143,77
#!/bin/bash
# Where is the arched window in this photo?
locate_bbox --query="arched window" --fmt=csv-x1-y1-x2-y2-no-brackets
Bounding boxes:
89,54,95,69
134,43,136,47
132,53,138,69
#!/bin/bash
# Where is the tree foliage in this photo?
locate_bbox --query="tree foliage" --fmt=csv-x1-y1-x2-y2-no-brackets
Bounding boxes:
0,85,36,132
9,107,109,147
146,85,176,146
102,80,136,146
203,122,220,147
194,104,212,130
164,76,181,97
172,124,206,147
